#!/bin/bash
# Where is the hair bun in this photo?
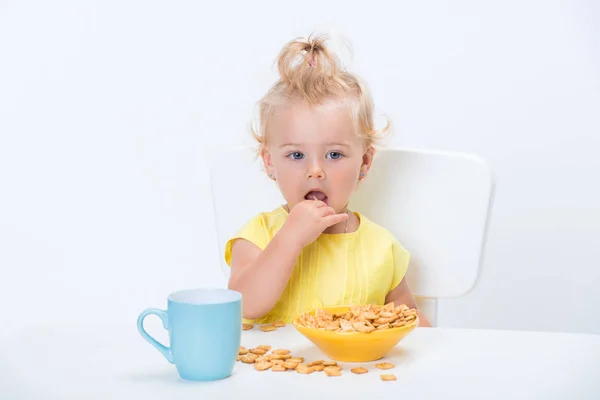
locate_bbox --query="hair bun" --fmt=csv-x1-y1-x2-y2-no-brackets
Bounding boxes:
276,34,345,104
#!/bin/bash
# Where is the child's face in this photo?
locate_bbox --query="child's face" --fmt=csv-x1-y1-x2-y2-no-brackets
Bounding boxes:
262,97,374,213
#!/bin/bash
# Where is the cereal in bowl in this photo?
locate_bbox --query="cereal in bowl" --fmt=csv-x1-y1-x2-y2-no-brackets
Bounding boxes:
295,302,418,332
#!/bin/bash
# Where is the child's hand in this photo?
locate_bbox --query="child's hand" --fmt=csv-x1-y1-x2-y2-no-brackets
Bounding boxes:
280,198,349,249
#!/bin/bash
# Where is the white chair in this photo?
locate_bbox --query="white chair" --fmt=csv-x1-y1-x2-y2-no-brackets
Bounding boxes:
209,146,495,325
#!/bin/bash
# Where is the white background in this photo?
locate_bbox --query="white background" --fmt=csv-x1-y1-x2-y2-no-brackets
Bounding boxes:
1,0,599,339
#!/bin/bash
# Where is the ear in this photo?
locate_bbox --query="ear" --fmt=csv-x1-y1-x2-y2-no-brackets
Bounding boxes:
261,146,275,179
360,146,375,178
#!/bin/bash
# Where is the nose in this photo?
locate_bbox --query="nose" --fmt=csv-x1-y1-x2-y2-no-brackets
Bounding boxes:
307,163,325,180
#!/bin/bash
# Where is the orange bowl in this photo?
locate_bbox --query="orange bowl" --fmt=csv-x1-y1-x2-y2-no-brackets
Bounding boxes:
292,305,418,362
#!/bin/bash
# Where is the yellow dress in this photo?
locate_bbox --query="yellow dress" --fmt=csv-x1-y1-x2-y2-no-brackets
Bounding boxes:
224,206,410,324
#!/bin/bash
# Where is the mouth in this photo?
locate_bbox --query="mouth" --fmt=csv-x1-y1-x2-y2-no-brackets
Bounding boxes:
305,190,328,204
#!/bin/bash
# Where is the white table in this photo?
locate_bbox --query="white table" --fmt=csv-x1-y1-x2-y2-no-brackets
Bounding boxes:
1,323,599,399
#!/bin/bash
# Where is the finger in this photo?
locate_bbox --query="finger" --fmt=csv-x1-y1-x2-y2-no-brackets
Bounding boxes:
310,196,327,208
323,212,349,227
319,206,336,217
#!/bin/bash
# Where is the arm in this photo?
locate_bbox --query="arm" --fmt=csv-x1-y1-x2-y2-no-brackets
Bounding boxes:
385,277,432,327
228,199,348,320
228,232,302,320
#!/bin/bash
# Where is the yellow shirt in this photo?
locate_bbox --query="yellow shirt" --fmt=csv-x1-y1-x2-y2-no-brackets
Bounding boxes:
224,206,410,324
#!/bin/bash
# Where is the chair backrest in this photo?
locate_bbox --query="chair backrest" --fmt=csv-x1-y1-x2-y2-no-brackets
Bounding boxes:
209,146,494,299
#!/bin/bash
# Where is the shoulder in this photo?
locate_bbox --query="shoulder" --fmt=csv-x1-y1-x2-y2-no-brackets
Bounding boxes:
246,206,288,230
358,212,397,243
262,206,288,226
357,212,409,253
235,206,288,240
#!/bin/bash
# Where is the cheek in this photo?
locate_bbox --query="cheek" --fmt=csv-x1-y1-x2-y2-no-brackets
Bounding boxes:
274,161,298,178
273,162,302,190
330,165,361,190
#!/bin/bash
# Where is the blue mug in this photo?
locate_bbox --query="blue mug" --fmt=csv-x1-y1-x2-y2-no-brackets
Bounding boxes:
137,288,242,381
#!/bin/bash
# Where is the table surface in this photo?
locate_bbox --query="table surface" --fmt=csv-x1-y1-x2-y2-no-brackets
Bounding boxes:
1,323,599,399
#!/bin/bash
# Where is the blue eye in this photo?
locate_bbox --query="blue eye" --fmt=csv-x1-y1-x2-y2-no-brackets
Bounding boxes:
328,152,343,160
289,152,304,160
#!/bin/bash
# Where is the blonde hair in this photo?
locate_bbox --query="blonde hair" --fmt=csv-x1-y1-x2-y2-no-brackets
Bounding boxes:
251,33,391,152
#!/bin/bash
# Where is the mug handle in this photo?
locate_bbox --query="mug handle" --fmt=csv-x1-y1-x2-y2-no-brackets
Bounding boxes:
137,308,174,364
